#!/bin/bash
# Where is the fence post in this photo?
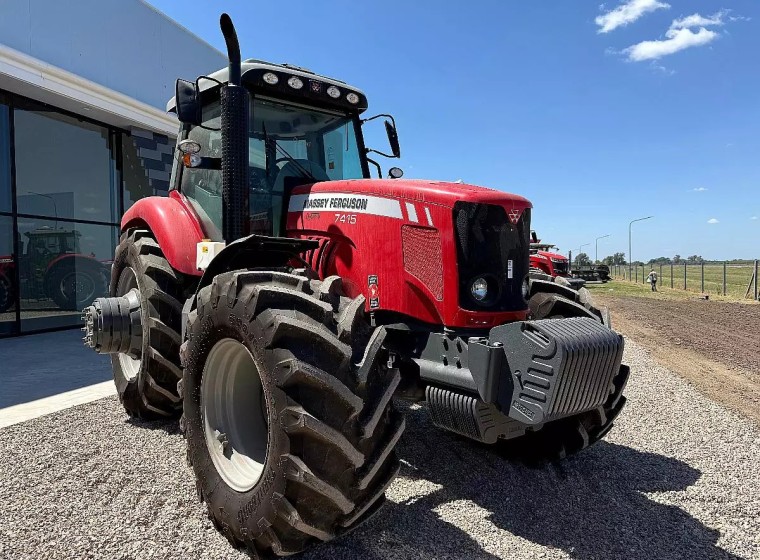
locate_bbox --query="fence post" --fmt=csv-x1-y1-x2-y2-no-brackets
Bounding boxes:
659,263,663,282
701,261,705,293
723,262,727,296
671,263,674,289
642,264,645,284
755,260,759,301
683,263,687,290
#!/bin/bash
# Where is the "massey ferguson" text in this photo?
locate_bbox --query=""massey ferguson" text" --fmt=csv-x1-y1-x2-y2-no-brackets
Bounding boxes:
302,197,368,211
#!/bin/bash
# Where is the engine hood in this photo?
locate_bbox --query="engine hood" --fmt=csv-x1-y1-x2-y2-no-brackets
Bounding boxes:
537,250,567,261
292,179,532,211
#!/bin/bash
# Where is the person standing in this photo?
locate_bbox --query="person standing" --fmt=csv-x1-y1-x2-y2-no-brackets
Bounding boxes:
647,269,658,292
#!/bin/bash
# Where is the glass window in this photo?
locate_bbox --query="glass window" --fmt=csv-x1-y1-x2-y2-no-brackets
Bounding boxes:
14,104,117,222
122,130,176,211
16,217,115,332
0,215,17,335
180,96,366,240
323,122,364,181
0,98,11,213
180,101,224,240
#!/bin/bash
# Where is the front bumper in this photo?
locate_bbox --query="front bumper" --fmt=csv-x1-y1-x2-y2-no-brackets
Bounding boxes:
414,317,626,441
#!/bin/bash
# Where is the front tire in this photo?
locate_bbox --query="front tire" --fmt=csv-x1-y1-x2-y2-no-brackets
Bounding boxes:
181,271,403,557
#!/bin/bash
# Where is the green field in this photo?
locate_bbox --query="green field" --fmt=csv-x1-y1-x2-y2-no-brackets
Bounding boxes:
609,263,758,299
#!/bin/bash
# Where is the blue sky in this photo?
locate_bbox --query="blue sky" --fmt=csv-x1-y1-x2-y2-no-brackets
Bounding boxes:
150,0,759,261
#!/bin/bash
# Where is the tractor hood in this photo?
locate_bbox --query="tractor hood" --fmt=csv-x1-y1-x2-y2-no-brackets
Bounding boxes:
291,179,532,212
538,250,567,261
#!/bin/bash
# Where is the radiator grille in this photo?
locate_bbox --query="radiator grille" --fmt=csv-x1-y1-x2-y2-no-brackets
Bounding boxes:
453,203,530,311
402,225,443,300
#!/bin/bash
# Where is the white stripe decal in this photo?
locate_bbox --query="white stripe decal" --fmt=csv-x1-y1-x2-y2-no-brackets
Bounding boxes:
405,202,418,223
424,206,433,226
288,193,403,219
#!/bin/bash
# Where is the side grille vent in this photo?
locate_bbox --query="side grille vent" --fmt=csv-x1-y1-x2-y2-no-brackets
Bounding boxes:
402,225,443,300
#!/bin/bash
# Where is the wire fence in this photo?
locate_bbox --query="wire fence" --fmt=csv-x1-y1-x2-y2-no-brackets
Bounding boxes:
610,261,760,300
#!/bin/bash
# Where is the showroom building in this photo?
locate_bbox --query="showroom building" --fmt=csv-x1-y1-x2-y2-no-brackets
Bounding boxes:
0,0,226,336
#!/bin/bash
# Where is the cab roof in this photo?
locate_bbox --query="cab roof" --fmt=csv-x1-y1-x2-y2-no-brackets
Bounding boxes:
166,59,368,113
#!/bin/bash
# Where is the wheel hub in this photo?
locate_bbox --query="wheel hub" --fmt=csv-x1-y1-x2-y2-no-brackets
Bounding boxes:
202,338,269,492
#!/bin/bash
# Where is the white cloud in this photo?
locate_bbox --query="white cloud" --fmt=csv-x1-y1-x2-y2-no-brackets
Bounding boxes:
623,27,718,62
707,218,719,224
693,187,708,192
620,9,744,62
670,11,727,30
751,216,759,220
596,0,670,34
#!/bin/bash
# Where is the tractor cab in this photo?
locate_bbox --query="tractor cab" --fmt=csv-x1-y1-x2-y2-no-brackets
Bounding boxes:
24,227,81,259
168,60,400,240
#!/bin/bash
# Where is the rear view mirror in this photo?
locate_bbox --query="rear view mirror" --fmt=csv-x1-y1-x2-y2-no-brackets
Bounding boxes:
385,120,401,158
175,79,202,125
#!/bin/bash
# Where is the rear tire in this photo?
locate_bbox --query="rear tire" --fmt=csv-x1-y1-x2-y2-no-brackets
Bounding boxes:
181,271,403,558
0,274,13,313
109,229,188,419
46,260,108,311
506,275,629,460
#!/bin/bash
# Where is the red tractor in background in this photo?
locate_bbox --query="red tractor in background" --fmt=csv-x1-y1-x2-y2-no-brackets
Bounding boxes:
0,227,108,313
83,15,629,558
529,231,586,290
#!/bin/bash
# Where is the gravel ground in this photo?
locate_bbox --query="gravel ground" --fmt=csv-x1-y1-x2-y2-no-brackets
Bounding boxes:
1,339,758,560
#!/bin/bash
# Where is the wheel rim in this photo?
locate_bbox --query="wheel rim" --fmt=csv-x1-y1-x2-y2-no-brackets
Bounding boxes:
202,338,269,492
59,271,96,304
116,268,141,381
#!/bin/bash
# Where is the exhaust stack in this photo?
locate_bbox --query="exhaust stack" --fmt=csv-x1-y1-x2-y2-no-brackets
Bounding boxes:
219,13,249,242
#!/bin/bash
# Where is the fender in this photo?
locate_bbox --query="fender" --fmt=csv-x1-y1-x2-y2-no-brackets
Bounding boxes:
46,253,103,272
121,191,205,276
180,234,318,340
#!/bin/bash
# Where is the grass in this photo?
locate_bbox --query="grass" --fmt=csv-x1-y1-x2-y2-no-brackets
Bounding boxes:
607,263,758,300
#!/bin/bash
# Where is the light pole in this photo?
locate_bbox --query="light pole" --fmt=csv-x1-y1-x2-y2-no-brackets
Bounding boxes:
628,216,653,277
577,243,590,266
595,234,610,264
27,191,58,229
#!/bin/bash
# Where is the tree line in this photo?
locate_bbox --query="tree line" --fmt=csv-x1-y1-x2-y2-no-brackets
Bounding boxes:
594,253,754,266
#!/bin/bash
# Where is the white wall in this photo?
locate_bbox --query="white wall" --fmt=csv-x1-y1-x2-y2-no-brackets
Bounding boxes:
0,0,226,111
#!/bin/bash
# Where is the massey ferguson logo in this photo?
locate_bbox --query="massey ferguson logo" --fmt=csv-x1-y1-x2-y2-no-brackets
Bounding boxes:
508,209,522,224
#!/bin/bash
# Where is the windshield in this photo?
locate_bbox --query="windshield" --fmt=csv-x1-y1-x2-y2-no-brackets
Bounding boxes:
180,96,365,239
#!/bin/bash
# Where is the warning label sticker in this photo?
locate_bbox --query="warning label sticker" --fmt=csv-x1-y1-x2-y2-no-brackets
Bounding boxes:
368,275,380,309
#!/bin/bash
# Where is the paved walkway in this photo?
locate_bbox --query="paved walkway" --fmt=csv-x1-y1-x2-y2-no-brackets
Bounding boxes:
0,329,114,427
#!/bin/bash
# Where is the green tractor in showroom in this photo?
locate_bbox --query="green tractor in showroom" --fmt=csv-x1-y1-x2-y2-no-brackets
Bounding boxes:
83,14,629,558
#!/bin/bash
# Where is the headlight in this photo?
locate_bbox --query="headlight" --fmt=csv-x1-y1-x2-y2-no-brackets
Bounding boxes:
262,72,279,85
346,92,360,104
326,85,341,99
287,76,304,89
471,277,488,301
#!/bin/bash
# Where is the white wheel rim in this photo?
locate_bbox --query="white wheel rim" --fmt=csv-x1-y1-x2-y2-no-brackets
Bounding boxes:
117,268,140,381
202,338,269,492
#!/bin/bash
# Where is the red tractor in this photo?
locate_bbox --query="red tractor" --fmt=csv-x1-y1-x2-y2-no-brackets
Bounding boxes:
83,15,629,558
0,227,108,312
529,231,585,290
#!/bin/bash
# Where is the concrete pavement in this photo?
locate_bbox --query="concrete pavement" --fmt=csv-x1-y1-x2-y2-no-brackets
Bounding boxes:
0,329,114,426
